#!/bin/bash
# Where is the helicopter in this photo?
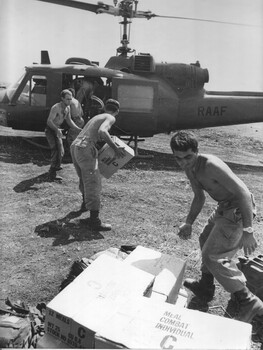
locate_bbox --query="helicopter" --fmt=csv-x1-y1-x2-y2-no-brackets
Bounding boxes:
0,0,262,153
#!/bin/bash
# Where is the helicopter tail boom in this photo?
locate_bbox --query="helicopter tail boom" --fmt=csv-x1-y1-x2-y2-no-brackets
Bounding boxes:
176,93,263,131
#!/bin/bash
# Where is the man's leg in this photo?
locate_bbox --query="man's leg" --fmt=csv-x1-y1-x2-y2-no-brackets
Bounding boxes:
201,209,263,322
201,210,245,292
70,145,86,211
184,211,216,302
45,128,62,180
55,135,64,170
74,145,111,231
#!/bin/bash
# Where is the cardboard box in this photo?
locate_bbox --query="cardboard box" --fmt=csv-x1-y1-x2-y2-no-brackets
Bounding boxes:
45,254,154,348
124,246,186,304
94,296,252,349
36,333,70,349
150,288,189,308
98,136,135,178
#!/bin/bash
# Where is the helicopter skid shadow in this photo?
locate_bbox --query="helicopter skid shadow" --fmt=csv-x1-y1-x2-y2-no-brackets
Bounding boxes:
35,210,104,246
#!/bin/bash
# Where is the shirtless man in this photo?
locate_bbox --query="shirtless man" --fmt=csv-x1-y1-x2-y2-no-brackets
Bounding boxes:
45,89,82,181
70,99,125,231
66,88,84,147
170,130,263,323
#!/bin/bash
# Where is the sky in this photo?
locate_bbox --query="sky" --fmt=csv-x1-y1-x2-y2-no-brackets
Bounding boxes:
0,0,262,91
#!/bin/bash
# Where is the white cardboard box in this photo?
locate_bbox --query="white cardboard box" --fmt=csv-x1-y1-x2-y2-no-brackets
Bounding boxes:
94,295,252,349
124,245,187,304
98,136,134,178
36,333,70,349
45,254,154,348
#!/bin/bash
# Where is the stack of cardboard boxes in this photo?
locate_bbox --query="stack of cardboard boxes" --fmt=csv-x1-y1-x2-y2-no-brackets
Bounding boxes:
38,246,252,349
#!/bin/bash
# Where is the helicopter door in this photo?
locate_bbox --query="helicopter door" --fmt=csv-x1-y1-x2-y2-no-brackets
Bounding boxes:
111,77,158,136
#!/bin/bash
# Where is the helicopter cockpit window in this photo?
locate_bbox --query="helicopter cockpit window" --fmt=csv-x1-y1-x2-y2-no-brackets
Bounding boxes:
117,85,154,112
10,74,47,106
30,76,47,106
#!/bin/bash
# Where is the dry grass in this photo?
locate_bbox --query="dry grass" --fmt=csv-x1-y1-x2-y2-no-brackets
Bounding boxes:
0,127,263,348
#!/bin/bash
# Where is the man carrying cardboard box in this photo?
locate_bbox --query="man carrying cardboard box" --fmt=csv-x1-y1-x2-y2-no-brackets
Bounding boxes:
70,99,125,231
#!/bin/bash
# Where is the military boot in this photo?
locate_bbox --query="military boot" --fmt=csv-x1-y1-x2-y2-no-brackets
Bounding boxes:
48,168,62,181
234,287,263,323
184,273,215,302
89,218,112,231
89,210,111,231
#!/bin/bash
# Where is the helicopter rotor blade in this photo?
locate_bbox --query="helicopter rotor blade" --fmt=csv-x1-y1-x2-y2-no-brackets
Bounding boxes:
142,13,259,27
36,0,260,27
36,0,112,14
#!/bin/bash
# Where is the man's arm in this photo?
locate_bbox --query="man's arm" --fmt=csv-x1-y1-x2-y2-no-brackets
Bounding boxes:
178,172,206,239
98,116,125,158
65,108,82,132
186,181,206,225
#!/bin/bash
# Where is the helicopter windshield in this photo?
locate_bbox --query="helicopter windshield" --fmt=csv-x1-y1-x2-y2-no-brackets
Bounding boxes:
5,74,26,102
3,73,47,106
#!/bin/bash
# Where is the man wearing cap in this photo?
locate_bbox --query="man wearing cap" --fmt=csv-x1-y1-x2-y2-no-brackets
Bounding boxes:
70,99,125,231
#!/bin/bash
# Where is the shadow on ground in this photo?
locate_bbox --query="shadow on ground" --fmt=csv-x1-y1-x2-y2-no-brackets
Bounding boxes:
35,210,104,245
0,136,73,166
1,135,263,173
13,172,59,192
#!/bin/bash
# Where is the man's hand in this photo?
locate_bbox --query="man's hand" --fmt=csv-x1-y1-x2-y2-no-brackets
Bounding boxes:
178,223,192,240
56,128,63,138
242,232,258,256
114,146,125,159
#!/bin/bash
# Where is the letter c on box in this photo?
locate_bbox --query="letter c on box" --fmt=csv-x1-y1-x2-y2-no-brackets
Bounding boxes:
160,335,177,349
78,327,86,338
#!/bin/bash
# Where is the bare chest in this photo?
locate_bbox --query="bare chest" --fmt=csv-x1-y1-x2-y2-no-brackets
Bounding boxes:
195,173,232,201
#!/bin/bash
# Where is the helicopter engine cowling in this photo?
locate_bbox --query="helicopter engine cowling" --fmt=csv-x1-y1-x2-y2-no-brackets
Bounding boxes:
105,53,155,73
65,57,98,66
156,62,209,90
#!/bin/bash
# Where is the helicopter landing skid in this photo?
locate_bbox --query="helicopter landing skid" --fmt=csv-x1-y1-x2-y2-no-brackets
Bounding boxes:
22,137,50,150
124,135,154,159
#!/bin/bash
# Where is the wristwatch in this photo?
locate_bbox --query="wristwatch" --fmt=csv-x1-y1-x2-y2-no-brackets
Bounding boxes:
243,227,254,234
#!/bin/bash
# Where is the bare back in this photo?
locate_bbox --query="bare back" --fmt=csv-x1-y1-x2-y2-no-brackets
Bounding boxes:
73,113,115,145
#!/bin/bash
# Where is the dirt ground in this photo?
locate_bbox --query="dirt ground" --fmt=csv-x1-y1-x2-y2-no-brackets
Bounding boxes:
0,125,263,349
